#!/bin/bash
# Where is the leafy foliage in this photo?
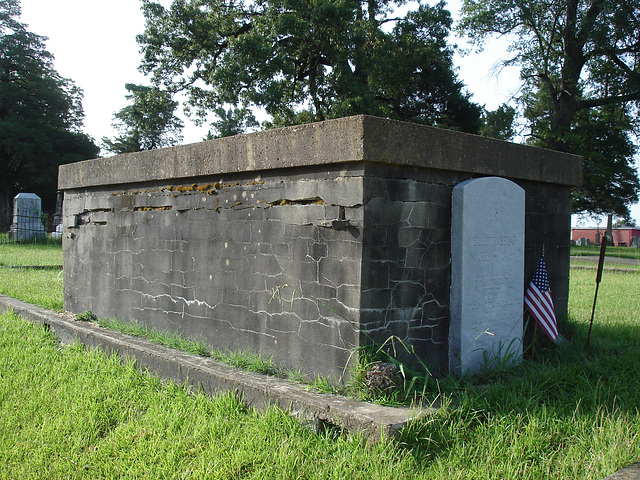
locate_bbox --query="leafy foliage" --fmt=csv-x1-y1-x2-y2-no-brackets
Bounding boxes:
459,0,640,217
479,104,517,141
137,0,481,133
0,0,98,220
102,83,183,154
569,106,639,216
207,106,258,138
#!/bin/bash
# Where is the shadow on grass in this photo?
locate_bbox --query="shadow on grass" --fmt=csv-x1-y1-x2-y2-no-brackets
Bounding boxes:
394,320,640,474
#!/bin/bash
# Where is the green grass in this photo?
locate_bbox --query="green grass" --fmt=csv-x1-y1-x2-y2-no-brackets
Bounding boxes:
96,316,288,378
0,241,63,310
0,312,416,479
0,237,63,266
571,244,640,260
0,267,63,310
2,242,640,478
570,260,640,271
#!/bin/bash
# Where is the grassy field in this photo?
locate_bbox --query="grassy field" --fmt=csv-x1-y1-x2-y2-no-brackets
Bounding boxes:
1,242,639,478
571,244,640,260
0,240,63,311
0,237,62,266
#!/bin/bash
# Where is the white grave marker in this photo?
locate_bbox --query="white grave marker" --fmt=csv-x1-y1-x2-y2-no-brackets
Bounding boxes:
10,193,46,241
449,177,525,374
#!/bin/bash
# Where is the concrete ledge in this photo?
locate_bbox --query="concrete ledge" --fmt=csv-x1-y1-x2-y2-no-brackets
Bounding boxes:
602,463,640,479
0,294,432,440
58,115,582,190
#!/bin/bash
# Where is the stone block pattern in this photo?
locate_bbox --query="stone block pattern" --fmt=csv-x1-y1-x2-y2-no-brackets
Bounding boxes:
63,163,570,381
359,166,459,373
63,167,366,380
356,166,573,374
63,163,575,380
61,117,581,380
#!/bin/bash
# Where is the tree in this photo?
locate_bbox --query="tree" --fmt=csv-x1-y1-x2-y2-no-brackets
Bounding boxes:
137,0,481,133
613,217,637,227
0,0,98,225
479,104,516,141
207,106,258,138
102,83,183,154
459,0,640,217
553,104,638,216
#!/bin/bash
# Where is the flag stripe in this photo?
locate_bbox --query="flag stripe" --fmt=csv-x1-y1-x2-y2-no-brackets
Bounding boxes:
524,256,558,340
525,286,556,327
526,298,558,338
526,293,558,338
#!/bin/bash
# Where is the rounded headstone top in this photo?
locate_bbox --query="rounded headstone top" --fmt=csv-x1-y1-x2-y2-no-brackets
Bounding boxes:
14,193,41,200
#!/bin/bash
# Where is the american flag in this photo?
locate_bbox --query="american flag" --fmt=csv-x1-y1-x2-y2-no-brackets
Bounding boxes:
524,256,558,340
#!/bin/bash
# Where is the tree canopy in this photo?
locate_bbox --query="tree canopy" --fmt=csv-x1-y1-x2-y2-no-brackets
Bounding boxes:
102,83,184,154
207,106,258,138
0,0,98,221
459,0,640,217
137,0,482,133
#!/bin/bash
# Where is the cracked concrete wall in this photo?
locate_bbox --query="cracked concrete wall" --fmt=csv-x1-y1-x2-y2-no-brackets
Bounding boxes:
360,166,455,373
63,167,366,380
358,165,574,374
60,115,582,380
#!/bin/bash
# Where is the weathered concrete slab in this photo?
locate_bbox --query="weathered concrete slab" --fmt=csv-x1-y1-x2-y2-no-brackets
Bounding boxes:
58,115,582,190
0,294,431,440
58,115,582,378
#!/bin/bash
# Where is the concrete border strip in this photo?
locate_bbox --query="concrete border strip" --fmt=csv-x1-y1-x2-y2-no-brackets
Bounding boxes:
602,463,640,480
0,294,433,440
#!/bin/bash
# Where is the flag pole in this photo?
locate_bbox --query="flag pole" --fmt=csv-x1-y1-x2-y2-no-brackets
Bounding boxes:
586,214,611,348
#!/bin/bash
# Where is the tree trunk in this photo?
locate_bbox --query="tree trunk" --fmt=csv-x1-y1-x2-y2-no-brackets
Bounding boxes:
548,93,578,152
547,0,587,152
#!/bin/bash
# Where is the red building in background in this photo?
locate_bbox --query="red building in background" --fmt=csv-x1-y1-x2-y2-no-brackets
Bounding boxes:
571,227,640,246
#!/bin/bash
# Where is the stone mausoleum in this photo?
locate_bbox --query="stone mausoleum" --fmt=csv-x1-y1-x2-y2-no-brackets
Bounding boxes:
58,115,582,380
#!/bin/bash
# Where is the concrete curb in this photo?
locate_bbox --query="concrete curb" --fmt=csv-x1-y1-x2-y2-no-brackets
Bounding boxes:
602,463,640,479
0,294,433,440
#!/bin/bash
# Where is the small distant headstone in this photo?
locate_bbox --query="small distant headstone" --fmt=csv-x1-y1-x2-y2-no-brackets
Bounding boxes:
50,223,63,239
450,177,525,375
9,193,45,241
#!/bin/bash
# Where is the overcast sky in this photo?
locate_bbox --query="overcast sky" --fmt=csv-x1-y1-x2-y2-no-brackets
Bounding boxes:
16,0,639,224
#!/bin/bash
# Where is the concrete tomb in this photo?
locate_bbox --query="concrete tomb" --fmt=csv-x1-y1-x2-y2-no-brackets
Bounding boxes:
10,193,45,241
450,177,525,374
58,115,582,381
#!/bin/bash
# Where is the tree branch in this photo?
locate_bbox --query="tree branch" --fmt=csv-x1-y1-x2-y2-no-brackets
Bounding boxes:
578,91,640,110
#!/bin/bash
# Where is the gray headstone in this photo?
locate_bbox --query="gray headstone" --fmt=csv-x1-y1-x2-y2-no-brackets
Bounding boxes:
578,237,591,246
10,193,45,241
50,223,63,239
450,177,525,375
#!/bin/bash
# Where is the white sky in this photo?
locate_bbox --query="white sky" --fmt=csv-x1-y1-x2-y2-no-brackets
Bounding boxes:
16,0,640,225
